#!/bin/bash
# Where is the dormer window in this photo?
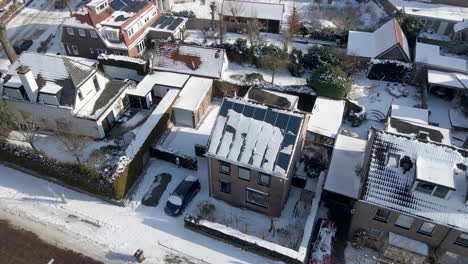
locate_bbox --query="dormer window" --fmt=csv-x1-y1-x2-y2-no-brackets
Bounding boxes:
387,153,400,168
415,181,435,194
105,30,119,41
412,158,455,199
96,1,108,13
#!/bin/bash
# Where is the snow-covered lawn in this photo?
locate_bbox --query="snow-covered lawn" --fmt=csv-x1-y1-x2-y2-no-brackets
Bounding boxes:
343,74,421,138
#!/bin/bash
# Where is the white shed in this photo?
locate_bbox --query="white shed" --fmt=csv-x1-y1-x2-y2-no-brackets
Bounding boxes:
172,77,213,128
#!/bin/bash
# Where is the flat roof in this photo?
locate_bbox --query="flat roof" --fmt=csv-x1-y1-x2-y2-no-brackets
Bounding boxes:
307,97,345,139
416,158,456,190
362,130,468,232
391,105,428,125
222,0,284,21
385,117,451,145
389,0,468,22
40,82,63,94
126,71,190,97
415,42,468,73
206,98,305,177
173,77,212,111
428,70,467,90
324,134,367,199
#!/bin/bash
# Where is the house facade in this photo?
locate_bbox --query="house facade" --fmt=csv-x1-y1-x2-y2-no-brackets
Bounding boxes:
2,52,131,138
349,129,468,260
205,98,307,217
61,0,160,59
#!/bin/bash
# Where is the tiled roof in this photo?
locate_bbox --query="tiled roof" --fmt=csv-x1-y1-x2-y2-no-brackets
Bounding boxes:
206,98,305,177
362,130,468,231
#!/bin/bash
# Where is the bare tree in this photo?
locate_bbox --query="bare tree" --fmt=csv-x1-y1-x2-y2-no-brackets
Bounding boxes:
54,121,91,164
224,0,245,33
334,5,358,33
15,120,40,152
209,1,217,30
216,10,226,44
246,11,261,47
258,53,288,84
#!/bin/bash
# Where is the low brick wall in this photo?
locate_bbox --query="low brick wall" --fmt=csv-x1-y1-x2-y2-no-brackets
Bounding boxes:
184,215,304,264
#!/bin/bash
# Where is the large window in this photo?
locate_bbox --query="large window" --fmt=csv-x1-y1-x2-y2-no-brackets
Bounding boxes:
415,182,436,194
136,40,146,54
258,173,270,186
246,188,268,208
238,167,250,181
220,180,231,194
219,161,230,175
455,233,468,247
78,28,86,37
395,214,413,229
71,45,79,55
418,222,436,236
373,208,390,223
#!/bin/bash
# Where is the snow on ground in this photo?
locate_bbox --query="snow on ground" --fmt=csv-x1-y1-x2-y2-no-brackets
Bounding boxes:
343,74,420,139
344,242,379,264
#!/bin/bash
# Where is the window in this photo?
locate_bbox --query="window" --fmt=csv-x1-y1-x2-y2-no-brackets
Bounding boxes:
415,181,435,194
105,30,119,41
96,49,104,55
258,173,270,186
67,27,74,35
89,48,95,55
78,28,85,37
238,167,250,181
137,40,146,54
77,90,83,101
373,208,390,222
90,30,97,38
219,162,230,175
127,28,134,37
96,1,108,13
65,44,72,55
387,153,400,168
433,186,449,199
220,180,231,194
395,214,413,229
71,45,79,55
93,76,100,92
246,188,268,208
455,233,468,247
368,228,382,240
418,222,436,235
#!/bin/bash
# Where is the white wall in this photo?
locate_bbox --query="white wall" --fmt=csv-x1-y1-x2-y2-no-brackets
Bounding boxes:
103,65,144,81
74,72,109,110
41,94,60,106
4,88,24,100
172,107,193,128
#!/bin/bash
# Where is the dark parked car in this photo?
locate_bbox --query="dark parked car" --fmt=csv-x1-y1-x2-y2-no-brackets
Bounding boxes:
14,39,33,55
165,175,200,216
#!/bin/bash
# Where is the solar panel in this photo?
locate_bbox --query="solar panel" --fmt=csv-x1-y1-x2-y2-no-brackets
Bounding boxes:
122,1,146,13
219,100,234,117
275,113,289,131
110,0,126,10
153,16,168,27
275,152,291,173
286,115,301,135
160,16,175,29
264,110,278,125
168,18,184,30
242,105,255,118
232,101,245,113
253,107,266,121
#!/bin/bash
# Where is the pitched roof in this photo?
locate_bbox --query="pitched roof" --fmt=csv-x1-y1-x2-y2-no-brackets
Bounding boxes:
347,19,410,61
152,42,226,79
362,130,468,232
206,98,305,177
221,0,284,21
4,53,96,107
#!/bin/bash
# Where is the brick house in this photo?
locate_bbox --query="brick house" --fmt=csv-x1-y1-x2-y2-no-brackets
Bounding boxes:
205,98,308,217
349,128,468,260
61,0,160,59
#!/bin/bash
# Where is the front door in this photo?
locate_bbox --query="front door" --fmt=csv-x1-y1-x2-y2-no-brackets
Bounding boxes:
102,111,116,135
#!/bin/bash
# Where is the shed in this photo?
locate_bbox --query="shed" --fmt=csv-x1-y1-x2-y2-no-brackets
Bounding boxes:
390,105,429,125
172,77,213,128
306,97,345,147
243,88,298,111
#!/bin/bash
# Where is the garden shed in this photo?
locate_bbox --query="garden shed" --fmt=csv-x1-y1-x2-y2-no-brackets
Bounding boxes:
172,77,213,128
306,97,345,147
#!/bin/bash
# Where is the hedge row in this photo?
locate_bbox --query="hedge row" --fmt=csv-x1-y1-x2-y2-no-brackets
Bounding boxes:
0,140,113,198
150,146,198,170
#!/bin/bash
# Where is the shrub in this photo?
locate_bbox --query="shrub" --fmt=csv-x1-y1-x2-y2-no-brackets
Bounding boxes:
195,200,216,221
252,44,283,68
351,230,370,249
367,59,413,83
309,27,337,42
288,48,304,77
245,73,264,83
150,146,197,170
211,38,250,64
307,64,351,99
303,46,342,69
171,10,196,18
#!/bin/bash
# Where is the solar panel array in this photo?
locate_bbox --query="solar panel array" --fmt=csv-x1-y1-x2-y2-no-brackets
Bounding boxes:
109,0,133,11
210,99,303,176
168,18,184,30
122,0,147,13
153,16,168,27
152,16,185,31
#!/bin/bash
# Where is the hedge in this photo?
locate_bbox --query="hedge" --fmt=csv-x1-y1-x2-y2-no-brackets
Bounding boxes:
150,146,198,170
0,140,113,198
367,60,413,84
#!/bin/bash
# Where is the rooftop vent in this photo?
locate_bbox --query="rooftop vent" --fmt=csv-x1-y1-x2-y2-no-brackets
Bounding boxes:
417,131,430,141
400,156,413,174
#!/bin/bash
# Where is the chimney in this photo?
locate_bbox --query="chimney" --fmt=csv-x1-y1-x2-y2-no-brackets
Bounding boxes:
417,131,430,141
16,65,39,103
0,22,16,63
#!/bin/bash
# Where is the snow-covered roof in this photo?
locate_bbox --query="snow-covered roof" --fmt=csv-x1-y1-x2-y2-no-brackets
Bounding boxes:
206,98,305,178
87,0,108,8
388,0,468,22
428,70,468,90
307,97,345,139
385,117,451,145
98,53,146,64
415,42,468,73
152,42,226,79
454,19,468,33
324,134,366,199
390,105,428,125
362,130,468,232
416,158,456,190
126,71,190,97
347,19,410,61
173,77,212,111
4,52,97,107
40,82,63,94
221,0,284,21
388,232,428,256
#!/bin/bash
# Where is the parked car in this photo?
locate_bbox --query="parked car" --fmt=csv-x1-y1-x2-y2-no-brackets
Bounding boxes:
0,8,6,13
309,219,336,264
164,175,200,216
13,39,33,55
